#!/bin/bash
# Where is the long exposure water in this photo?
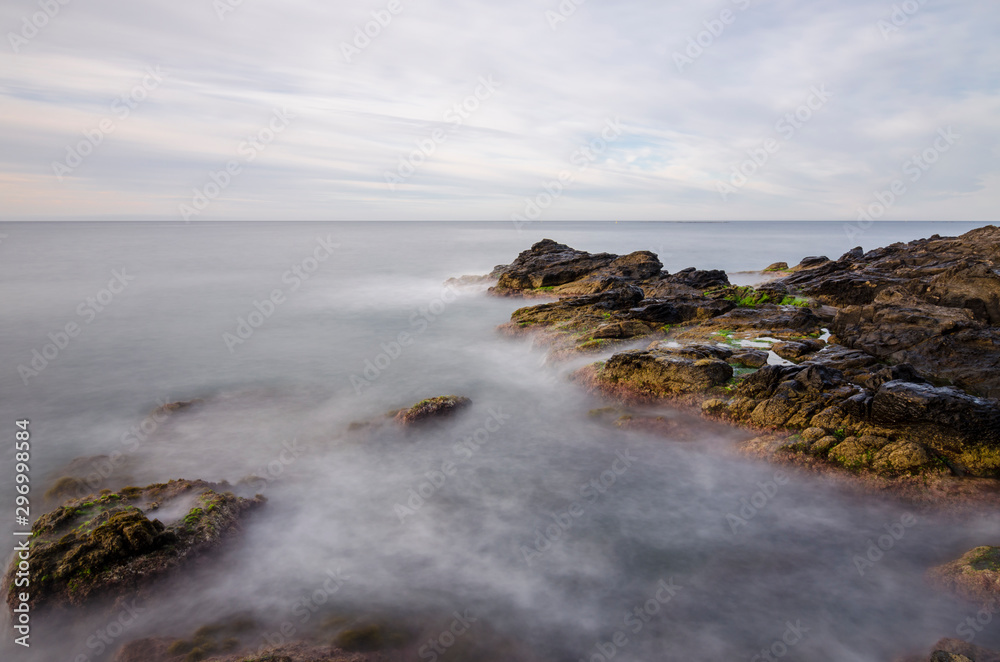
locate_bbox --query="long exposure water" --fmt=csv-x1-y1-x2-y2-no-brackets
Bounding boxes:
1,220,997,661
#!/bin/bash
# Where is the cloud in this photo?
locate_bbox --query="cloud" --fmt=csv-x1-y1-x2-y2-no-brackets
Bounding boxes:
0,0,997,220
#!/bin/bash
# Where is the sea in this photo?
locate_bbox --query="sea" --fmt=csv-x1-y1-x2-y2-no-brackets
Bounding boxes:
1,220,998,661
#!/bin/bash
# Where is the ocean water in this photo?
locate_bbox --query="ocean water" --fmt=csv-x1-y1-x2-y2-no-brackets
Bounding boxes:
1,220,998,661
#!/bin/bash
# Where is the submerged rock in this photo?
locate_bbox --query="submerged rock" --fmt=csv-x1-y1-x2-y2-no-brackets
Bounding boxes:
921,638,1000,662
4,480,264,613
152,398,204,418
394,395,472,425
929,546,1000,604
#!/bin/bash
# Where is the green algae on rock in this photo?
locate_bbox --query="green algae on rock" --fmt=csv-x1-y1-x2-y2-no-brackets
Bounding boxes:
4,480,264,613
929,546,1000,604
394,395,472,425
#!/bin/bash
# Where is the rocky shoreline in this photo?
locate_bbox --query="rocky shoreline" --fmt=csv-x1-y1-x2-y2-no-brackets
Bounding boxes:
6,227,1000,662
487,231,1000,485
479,228,1000,661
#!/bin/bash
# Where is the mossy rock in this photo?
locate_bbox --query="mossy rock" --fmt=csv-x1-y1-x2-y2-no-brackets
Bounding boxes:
955,446,1000,478
828,435,888,470
394,396,472,425
871,440,933,474
3,480,264,613
930,546,1000,603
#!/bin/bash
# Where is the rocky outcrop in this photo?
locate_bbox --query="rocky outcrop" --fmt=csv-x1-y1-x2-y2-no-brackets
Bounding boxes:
394,395,472,425
4,480,264,613
775,226,1000,397
589,344,734,400
916,639,1000,662
488,239,623,295
831,291,1000,398
487,227,1000,483
929,546,1000,604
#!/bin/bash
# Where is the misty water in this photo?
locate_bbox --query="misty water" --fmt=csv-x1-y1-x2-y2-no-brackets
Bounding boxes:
2,221,999,661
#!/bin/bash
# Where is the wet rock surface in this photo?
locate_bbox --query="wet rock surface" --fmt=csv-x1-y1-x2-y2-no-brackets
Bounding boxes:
393,395,472,425
488,228,1000,482
929,546,1000,604
4,480,264,613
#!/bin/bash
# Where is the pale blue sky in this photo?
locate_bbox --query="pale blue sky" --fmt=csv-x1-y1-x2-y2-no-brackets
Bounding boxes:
0,0,997,220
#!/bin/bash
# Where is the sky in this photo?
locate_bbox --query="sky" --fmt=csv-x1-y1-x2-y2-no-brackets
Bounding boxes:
0,0,997,221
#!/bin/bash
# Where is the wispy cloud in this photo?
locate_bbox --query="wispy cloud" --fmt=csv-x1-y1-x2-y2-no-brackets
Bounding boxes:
0,0,997,220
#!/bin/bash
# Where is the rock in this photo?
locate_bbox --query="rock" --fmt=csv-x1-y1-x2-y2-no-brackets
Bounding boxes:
625,300,684,324
625,297,735,325
607,251,663,280
732,350,769,368
701,398,727,414
661,267,730,291
596,348,734,398
591,321,653,339
931,652,973,662
794,256,830,270
871,381,1000,450
489,239,617,294
872,440,933,473
648,343,733,361
772,339,824,362
840,246,864,261
833,294,1000,399
929,547,1000,604
775,226,1000,398
394,396,472,425
924,638,1000,662
151,399,204,418
484,228,1000,482
810,436,840,455
4,480,264,613
800,427,827,444
764,262,788,272
829,436,887,469
690,305,824,337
